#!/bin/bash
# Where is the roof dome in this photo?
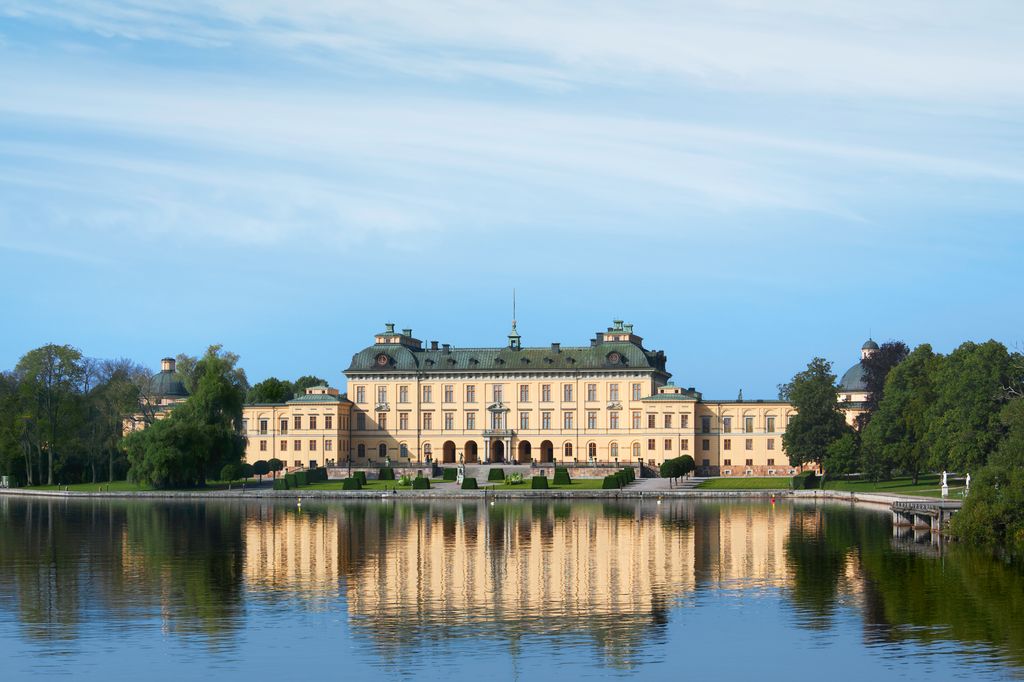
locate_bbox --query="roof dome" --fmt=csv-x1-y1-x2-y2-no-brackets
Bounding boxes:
838,362,868,392
862,339,879,351
150,369,189,398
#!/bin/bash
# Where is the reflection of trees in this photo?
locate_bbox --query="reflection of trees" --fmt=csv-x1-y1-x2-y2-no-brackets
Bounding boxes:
0,497,244,648
784,505,857,629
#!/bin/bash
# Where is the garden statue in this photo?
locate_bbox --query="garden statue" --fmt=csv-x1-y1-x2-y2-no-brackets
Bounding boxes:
941,470,949,498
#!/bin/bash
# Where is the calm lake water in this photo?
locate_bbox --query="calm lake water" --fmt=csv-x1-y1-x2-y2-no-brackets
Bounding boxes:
1,496,1022,681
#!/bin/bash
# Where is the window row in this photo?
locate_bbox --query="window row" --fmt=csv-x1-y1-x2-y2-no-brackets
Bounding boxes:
251,414,339,435
257,439,343,452
699,415,781,434
353,382,648,405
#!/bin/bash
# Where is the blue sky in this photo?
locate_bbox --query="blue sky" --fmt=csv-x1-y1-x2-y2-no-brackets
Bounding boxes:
1,1,1022,397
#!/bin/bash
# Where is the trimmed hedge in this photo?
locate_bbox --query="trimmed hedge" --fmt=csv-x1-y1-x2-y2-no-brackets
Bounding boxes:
273,478,289,491
354,471,368,485
295,471,309,487
602,475,621,489
488,468,506,481
412,477,431,490
621,467,635,483
442,468,458,481
341,477,362,491
792,471,819,490
531,475,549,490
307,467,328,484
461,477,479,490
553,467,571,485
378,467,395,481
285,472,297,488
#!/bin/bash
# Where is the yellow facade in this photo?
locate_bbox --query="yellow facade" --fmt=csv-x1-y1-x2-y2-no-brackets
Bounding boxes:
241,385,352,467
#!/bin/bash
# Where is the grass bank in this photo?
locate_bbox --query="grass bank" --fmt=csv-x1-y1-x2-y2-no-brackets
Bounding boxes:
822,474,966,499
484,479,607,490
27,478,267,493
697,478,791,490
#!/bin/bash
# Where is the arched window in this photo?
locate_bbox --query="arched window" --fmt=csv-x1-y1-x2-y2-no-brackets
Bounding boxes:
610,442,618,459
378,443,387,458
357,444,365,458
400,443,409,458
588,442,597,459
563,442,573,459
632,442,640,458
423,443,432,459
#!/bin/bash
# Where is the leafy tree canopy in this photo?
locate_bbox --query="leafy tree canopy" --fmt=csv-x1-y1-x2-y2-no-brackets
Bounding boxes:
781,357,851,470
247,377,294,404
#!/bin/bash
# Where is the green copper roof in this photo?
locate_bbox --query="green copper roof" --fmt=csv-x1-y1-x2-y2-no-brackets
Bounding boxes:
286,393,350,404
839,362,868,392
346,341,668,375
150,370,189,398
642,393,699,402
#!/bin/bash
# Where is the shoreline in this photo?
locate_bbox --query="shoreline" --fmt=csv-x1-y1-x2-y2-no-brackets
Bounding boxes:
0,487,934,508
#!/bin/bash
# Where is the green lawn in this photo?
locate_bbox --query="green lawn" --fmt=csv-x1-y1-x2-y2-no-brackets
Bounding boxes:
26,478,265,492
697,477,792,490
302,479,445,491
823,474,967,499
484,478,607,490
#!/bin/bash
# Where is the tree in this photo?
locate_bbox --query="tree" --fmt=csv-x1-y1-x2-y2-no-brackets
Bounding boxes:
857,340,909,427
780,357,851,471
823,431,860,477
267,457,284,478
677,454,695,477
252,459,270,481
247,378,294,404
15,344,85,485
220,462,244,484
860,344,938,483
660,458,683,482
293,375,327,394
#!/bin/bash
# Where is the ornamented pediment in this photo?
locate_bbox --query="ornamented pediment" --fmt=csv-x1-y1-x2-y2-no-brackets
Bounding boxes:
606,401,623,411
375,402,390,412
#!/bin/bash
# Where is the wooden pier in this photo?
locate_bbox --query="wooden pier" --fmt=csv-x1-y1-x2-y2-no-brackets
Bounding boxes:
891,499,962,534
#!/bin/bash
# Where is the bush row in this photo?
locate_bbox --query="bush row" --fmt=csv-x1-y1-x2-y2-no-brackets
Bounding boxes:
601,468,636,489
792,471,819,490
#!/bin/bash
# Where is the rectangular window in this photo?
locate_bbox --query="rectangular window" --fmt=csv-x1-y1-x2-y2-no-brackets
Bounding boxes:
294,415,302,430
632,412,641,429
609,384,619,401
542,412,551,429
520,412,529,429
563,412,573,429
767,458,774,466
541,384,552,402
647,438,656,451
681,438,689,450
744,416,754,433
281,440,287,451
664,414,672,429
399,386,409,403
423,413,432,430
724,459,731,466
587,383,597,401
745,458,753,466
563,384,573,402
356,413,366,430
609,412,619,429
745,438,753,450
648,414,656,429
259,419,268,435
724,439,731,451
309,415,318,430
519,384,529,402
664,439,672,450
377,386,387,404
444,413,454,430
423,385,432,403
587,411,597,429
632,383,642,400
702,439,710,451
378,414,387,430
294,439,301,451
702,459,710,467
723,417,732,434
310,440,317,452
681,415,689,428
490,384,502,402
325,415,333,430
399,413,409,430
259,440,267,451
767,438,775,450
325,440,333,451
766,416,775,433
466,385,476,403
466,412,475,430
355,386,366,403
242,418,248,432
443,385,454,403
701,416,711,434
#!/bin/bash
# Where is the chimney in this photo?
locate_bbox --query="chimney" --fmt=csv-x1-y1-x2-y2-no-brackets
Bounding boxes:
551,342,560,352
161,357,175,373
431,341,439,350
385,322,395,333
442,343,451,353
402,328,412,337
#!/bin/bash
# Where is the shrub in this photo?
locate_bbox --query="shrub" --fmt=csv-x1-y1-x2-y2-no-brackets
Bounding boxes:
311,467,328,483
412,477,431,490
553,467,571,485
285,473,297,488
220,462,244,483
507,473,524,485
267,458,284,477
354,471,367,485
660,459,682,479
531,475,549,490
677,455,695,477
488,468,506,482
295,470,309,487
792,471,819,490
461,477,478,490
622,467,635,483
442,468,458,481
272,478,289,491
342,477,362,491
602,475,621,489
378,467,395,481
398,475,413,486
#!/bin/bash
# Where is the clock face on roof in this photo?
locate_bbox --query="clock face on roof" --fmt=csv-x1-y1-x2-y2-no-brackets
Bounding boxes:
607,351,622,364
375,353,390,367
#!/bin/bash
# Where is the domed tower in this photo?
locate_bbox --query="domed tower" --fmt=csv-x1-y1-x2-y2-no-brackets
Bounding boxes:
149,357,190,406
837,339,877,426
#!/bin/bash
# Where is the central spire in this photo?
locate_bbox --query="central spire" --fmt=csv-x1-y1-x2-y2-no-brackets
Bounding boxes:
508,289,521,349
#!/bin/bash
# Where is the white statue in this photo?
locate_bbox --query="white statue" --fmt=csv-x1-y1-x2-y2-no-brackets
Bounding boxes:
965,473,971,495
941,470,948,487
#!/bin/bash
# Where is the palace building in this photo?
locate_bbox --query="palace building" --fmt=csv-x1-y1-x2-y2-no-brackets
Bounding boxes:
233,321,872,476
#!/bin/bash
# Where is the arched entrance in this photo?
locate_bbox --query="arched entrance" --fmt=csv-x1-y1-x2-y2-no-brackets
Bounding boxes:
465,440,479,463
442,441,456,464
490,440,505,463
540,440,553,463
518,440,532,463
